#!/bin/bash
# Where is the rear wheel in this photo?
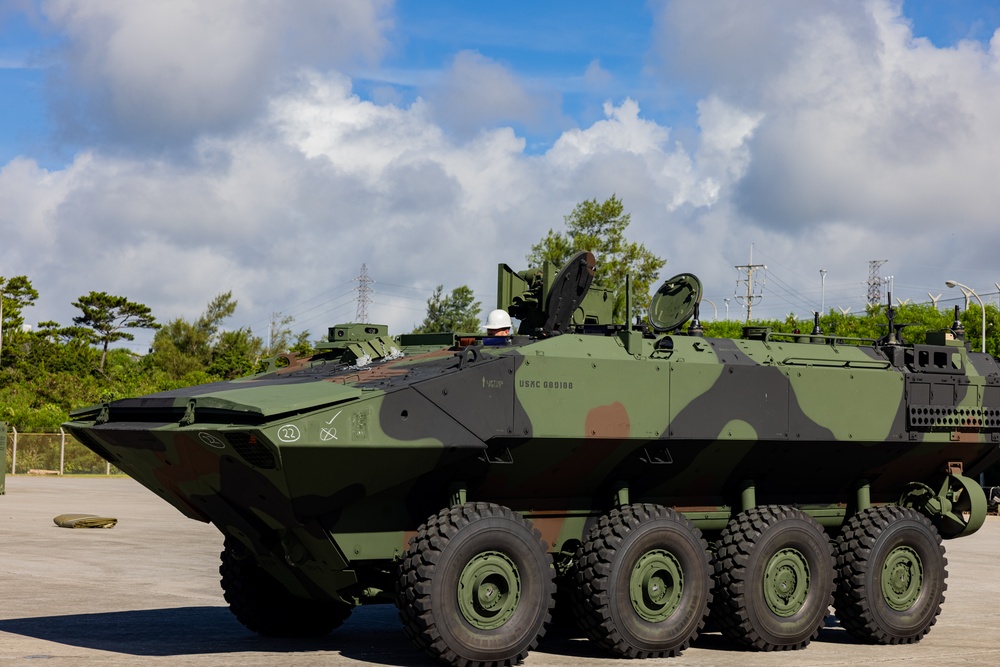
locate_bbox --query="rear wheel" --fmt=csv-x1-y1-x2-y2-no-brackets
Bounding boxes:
396,502,555,667
834,505,947,644
572,503,712,658
220,538,351,637
712,505,834,651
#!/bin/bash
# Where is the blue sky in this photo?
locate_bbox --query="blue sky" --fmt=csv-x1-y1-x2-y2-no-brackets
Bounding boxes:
3,1,1000,349
3,1,996,167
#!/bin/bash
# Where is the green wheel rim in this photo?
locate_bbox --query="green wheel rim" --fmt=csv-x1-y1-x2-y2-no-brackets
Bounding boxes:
457,550,521,630
881,546,923,611
629,548,684,623
763,547,810,617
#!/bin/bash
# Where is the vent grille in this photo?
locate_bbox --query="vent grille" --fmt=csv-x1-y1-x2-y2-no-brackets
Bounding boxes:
908,406,1000,430
225,432,277,469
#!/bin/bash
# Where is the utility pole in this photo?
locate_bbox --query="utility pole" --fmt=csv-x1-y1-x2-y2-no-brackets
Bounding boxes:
735,244,766,321
867,260,888,306
354,264,374,323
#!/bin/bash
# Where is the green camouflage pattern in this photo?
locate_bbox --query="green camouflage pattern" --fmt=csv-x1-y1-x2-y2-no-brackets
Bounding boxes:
63,253,999,658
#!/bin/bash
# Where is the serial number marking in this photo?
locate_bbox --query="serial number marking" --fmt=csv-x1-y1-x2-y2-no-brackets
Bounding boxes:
519,380,575,390
482,378,505,389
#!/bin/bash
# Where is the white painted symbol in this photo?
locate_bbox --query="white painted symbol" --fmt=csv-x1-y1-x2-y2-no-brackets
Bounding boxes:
321,411,342,441
276,424,301,443
198,432,225,449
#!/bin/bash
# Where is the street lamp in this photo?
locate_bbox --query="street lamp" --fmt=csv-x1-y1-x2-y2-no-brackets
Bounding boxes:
702,299,717,321
946,280,986,354
819,269,827,314
724,298,730,320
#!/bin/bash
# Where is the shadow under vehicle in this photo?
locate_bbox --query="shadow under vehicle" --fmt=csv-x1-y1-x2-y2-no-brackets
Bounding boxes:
64,251,998,666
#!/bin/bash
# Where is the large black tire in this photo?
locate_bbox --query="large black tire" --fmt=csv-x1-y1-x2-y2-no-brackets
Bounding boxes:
712,505,834,651
572,503,712,658
396,502,555,667
834,505,947,644
220,538,352,637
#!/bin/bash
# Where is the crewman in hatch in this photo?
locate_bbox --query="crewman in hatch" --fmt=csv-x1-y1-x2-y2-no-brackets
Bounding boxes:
484,309,512,345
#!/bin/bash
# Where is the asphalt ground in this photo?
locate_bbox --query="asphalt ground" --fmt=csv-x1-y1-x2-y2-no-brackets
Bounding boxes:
1,476,998,667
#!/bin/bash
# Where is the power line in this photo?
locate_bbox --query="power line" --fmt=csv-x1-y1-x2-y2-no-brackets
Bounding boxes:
868,260,888,306
354,264,374,322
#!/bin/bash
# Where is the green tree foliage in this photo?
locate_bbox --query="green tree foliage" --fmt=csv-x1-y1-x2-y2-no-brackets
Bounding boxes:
0,275,38,331
412,285,482,333
72,291,160,371
0,275,40,367
264,311,295,356
527,195,666,322
207,328,263,380
149,292,248,379
1,283,272,433
699,301,992,352
289,331,314,357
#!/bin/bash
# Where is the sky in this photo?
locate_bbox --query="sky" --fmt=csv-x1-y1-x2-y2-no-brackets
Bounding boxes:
3,0,1000,353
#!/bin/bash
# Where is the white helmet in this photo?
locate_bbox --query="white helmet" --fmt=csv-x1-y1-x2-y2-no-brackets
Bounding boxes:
485,309,512,330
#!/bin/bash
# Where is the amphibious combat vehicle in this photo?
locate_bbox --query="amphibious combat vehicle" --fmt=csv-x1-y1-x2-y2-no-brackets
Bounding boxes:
65,251,997,666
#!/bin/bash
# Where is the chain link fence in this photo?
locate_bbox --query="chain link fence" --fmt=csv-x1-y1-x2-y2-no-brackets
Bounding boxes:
4,428,119,475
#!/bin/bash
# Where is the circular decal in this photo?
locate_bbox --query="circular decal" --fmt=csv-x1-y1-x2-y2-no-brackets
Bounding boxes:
276,424,301,443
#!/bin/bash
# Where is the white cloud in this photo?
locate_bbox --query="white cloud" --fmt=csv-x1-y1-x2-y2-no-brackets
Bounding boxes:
40,0,393,145
637,0,1000,317
0,79,714,345
423,50,563,139
583,59,613,90
5,0,1000,350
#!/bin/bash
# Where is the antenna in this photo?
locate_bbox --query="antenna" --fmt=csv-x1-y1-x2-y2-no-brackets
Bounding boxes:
867,259,887,306
354,264,374,323
734,243,766,321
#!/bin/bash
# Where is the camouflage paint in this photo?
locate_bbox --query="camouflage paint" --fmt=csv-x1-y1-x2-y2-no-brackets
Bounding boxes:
66,316,1000,609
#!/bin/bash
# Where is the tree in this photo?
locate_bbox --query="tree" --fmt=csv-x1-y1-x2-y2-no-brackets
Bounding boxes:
150,291,240,378
72,291,159,371
1,275,40,367
264,311,295,356
289,331,314,357
0,275,39,331
207,327,263,379
412,285,482,333
527,195,665,322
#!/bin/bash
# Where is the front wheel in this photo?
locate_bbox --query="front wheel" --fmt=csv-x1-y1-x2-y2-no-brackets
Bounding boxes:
396,502,555,667
220,538,351,637
834,505,947,644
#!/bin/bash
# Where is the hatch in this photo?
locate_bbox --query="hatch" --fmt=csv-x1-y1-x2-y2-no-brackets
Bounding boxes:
648,273,702,332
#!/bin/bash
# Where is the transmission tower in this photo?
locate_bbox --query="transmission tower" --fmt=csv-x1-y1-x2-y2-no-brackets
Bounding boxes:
867,260,887,306
354,264,374,322
734,244,767,321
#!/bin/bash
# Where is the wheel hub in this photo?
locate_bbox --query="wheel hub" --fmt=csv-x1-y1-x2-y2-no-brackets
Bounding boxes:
763,547,810,617
457,551,521,629
881,546,923,611
629,548,683,623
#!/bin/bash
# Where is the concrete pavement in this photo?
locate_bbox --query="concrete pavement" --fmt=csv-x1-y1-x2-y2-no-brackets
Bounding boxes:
1,476,998,666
